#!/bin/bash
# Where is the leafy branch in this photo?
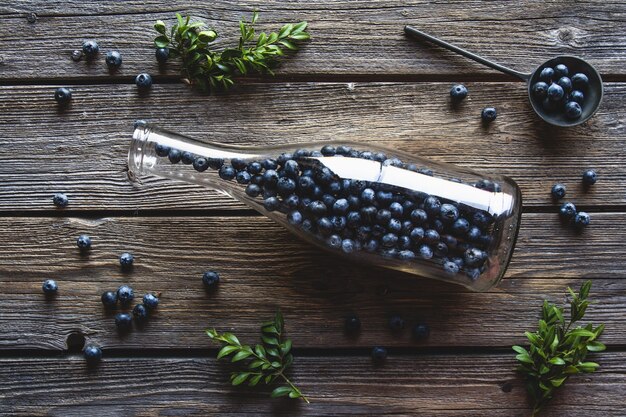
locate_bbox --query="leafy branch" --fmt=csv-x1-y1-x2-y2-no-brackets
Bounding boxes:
154,12,310,91
513,281,605,416
206,311,309,403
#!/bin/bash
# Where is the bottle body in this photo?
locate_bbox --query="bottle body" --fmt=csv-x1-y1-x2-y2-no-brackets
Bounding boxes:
129,124,521,291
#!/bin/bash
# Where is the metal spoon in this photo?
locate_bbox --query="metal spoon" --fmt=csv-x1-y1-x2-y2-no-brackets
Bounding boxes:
404,25,603,127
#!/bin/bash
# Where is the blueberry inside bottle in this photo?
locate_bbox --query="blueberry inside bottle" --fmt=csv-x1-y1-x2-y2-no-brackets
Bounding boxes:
129,124,522,291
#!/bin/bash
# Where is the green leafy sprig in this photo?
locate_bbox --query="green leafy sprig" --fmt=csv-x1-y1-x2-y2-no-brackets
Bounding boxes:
206,311,308,403
513,281,605,416
154,12,310,91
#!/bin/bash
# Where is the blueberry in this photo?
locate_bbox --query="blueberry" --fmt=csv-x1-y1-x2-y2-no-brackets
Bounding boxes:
105,50,122,69
559,202,577,220
301,219,314,233
381,233,398,248
246,162,262,175
443,260,460,275
155,47,170,63
284,194,300,209
388,218,402,234
410,227,424,242
168,149,182,164
554,64,569,78
155,144,170,157
472,211,493,228
466,226,481,242
202,270,220,289
208,158,224,170
71,50,83,61
565,101,582,119
119,253,134,270
398,250,416,260
364,239,379,252
376,191,394,206
388,315,405,331
551,183,566,199
412,323,430,339
347,195,361,210
193,157,209,172
359,151,374,160
308,200,328,216
320,145,336,156
251,175,264,186
481,107,497,122
424,229,440,244
101,291,117,307
432,219,445,233
539,67,554,83
115,312,133,330
433,241,448,257
336,145,352,156
373,152,387,162
571,73,589,90
180,151,194,165
376,209,392,225
532,82,549,99
283,160,300,179
327,234,342,249
341,239,355,253
143,293,159,310
42,279,58,294
569,90,585,104
331,216,347,231
131,303,149,322
83,345,102,364
557,76,572,93
54,87,72,105
117,285,134,304
423,196,441,215
311,185,324,200
218,166,236,181
262,159,278,170
371,346,388,362
466,268,481,281
346,211,362,228
332,198,349,215
400,220,413,235
344,314,361,333
451,218,470,235
77,234,92,250
236,170,252,185
547,83,564,101
388,202,403,218
52,193,69,208
449,84,468,100
464,248,486,267
135,73,153,90
410,209,428,225
263,196,280,211
574,211,590,228
418,244,433,259
317,217,334,236
402,200,415,213
441,234,458,249
245,183,262,197
439,203,459,223
82,40,99,58
360,206,377,224
263,169,280,188
356,225,371,240
582,169,597,185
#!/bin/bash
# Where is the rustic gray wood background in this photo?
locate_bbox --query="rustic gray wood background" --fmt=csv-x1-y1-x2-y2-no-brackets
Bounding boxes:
1,1,625,416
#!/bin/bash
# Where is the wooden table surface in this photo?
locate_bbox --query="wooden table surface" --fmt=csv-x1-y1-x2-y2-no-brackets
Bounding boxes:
1,1,625,416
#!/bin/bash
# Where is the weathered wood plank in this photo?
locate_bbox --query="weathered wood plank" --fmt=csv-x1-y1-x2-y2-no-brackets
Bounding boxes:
0,214,622,350
1,353,624,416
0,82,624,211
1,1,625,79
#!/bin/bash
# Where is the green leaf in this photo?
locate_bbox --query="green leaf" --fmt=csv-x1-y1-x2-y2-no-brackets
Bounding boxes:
289,389,302,399
249,373,262,386
278,24,294,38
154,20,167,34
155,35,170,48
217,345,239,359
198,30,217,43
262,335,279,346
279,40,298,50
257,32,268,47
587,341,606,352
549,357,566,365
248,360,265,369
222,333,240,346
291,21,308,35
274,311,284,331
254,344,266,358
512,345,527,355
568,329,596,339
251,10,259,24
550,377,567,387
232,350,252,362
290,32,310,41
271,386,292,398
176,13,184,28
515,353,534,364
231,372,250,386
262,325,278,335
266,32,279,44
280,339,292,355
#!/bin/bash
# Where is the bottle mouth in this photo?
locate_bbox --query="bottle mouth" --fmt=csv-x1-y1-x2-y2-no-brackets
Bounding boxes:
128,124,152,180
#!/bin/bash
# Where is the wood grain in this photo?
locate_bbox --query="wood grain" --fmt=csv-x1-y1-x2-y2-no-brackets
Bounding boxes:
1,1,625,80
0,214,623,350
1,353,624,416
0,82,624,211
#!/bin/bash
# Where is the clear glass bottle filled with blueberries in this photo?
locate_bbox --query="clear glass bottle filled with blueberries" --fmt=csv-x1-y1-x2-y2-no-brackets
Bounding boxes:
128,123,522,291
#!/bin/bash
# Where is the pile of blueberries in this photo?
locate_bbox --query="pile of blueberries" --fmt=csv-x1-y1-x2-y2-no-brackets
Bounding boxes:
101,285,160,332
552,169,597,229
531,64,589,119
153,141,502,283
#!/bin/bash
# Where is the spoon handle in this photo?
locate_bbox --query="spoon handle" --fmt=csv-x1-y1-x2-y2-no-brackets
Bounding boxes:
404,25,529,81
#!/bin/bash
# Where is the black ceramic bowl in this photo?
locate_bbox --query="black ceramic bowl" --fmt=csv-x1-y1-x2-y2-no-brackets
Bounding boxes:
527,56,603,127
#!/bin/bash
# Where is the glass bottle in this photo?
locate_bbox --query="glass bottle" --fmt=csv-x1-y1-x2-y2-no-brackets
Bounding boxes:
128,123,522,291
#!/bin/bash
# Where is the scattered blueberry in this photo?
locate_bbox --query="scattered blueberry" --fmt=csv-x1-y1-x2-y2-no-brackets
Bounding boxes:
54,87,72,106
114,312,133,331
105,50,122,70
388,315,405,331
132,304,149,322
71,50,83,62
551,183,566,200
77,234,92,250
83,345,102,364
119,253,134,270
412,323,430,339
116,285,134,304
135,73,153,90
101,291,118,307
449,84,468,101
582,169,597,186
143,293,159,310
574,211,590,228
481,107,497,123
52,193,69,208
155,47,170,63
559,202,577,221
202,270,220,289
42,279,58,294
344,314,361,333
371,346,388,362
82,40,99,58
